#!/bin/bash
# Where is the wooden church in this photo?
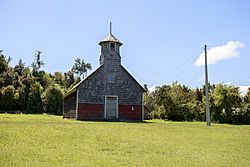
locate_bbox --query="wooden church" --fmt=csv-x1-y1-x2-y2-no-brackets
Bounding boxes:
63,24,145,121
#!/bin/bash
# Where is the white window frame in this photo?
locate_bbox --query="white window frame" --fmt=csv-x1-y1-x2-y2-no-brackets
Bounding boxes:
104,95,119,119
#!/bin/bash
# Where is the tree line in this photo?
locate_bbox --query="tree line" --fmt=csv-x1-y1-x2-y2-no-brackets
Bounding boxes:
1,50,250,124
0,50,91,115
144,82,250,124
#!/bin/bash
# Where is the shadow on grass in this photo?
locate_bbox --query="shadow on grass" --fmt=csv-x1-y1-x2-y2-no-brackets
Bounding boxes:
76,119,154,124
160,119,250,126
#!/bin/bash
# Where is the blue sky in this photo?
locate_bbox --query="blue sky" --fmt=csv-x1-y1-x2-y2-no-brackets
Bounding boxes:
1,0,250,90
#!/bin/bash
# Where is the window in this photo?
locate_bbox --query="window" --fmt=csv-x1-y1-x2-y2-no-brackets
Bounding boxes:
110,43,115,50
108,75,115,84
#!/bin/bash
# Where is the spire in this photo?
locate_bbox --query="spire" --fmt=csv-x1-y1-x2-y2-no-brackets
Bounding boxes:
110,22,112,35
99,22,122,45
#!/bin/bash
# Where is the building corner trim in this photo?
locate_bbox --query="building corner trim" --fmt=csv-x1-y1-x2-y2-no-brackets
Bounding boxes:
76,89,79,120
142,94,144,121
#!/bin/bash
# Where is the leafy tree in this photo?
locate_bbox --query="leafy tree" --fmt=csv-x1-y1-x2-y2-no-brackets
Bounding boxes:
1,49,249,124
14,59,26,76
67,76,81,91
41,72,53,89
144,89,157,119
0,85,17,110
0,50,86,115
15,85,27,110
149,82,205,121
244,87,250,104
211,84,242,123
72,58,92,78
27,82,44,113
154,85,173,119
64,70,75,89
31,50,45,72
42,85,63,115
53,71,65,87
0,50,9,74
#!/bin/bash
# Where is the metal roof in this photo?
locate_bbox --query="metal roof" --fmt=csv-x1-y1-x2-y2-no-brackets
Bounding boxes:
99,33,122,45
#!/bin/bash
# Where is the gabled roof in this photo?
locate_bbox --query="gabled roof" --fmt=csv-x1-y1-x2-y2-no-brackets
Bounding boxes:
64,64,145,98
64,65,104,97
99,33,122,45
121,65,146,92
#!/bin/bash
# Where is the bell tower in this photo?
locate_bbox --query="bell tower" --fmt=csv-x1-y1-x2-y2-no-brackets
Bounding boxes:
99,22,122,66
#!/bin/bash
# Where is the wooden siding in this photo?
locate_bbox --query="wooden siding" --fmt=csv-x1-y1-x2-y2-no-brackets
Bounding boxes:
76,103,142,121
63,92,77,119
119,105,142,121
77,103,104,121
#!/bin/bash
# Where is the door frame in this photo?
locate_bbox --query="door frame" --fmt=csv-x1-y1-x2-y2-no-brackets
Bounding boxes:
104,95,119,119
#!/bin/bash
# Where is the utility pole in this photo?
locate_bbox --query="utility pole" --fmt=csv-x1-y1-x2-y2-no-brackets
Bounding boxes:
205,45,211,126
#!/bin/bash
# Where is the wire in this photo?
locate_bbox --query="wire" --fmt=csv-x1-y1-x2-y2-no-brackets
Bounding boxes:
164,48,204,82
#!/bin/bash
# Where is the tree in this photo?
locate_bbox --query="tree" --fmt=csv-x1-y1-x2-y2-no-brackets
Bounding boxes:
244,87,250,104
53,71,65,87
14,59,26,76
15,85,26,110
154,85,173,119
211,84,242,123
0,50,91,115
42,85,63,115
31,50,45,72
0,50,9,74
144,89,157,119
41,72,53,89
27,82,44,113
0,85,17,110
64,70,75,89
72,58,92,79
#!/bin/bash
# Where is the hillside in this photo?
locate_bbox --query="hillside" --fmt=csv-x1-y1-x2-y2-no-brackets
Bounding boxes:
0,114,249,166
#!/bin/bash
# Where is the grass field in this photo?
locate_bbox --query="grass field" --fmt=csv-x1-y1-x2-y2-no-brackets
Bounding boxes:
0,114,249,167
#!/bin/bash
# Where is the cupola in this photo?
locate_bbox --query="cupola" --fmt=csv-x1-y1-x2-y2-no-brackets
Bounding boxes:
99,23,122,66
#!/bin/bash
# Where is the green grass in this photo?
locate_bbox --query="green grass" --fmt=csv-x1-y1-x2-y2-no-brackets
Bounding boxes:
0,114,249,167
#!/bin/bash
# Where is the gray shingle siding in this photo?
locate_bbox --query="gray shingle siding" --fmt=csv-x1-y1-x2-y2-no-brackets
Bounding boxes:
64,30,144,121
63,92,76,112
77,63,143,105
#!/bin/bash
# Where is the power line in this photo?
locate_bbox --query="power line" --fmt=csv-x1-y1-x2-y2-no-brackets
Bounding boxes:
164,49,203,82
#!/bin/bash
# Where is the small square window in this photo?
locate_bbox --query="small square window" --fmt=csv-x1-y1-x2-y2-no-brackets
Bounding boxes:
110,43,115,50
108,75,115,83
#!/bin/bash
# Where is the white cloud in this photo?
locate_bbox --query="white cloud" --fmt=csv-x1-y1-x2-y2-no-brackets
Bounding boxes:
238,86,249,97
148,86,157,92
195,41,244,66
224,83,249,96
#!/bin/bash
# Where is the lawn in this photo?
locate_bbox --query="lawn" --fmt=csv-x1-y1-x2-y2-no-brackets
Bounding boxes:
0,114,249,167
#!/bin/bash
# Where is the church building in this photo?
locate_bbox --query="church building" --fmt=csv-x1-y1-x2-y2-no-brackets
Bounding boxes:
63,25,145,121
